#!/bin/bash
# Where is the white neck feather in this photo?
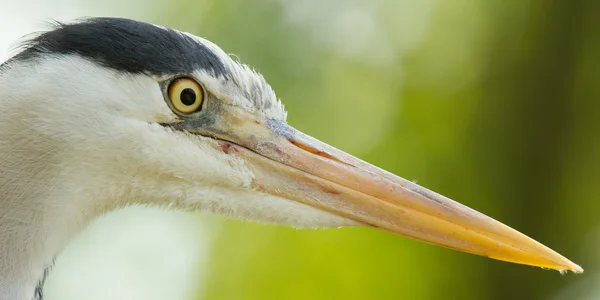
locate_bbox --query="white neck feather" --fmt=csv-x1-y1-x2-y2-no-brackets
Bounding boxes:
0,55,353,300
0,57,186,299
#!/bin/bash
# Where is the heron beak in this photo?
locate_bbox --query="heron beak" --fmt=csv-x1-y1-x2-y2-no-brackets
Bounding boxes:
191,106,582,273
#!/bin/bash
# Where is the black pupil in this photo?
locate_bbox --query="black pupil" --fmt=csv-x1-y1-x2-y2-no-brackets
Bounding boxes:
180,88,197,106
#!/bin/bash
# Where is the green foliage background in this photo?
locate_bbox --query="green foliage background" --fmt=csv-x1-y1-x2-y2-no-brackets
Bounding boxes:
150,1,598,299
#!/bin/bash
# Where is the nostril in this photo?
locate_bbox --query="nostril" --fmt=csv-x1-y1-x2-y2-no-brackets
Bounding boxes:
288,138,354,167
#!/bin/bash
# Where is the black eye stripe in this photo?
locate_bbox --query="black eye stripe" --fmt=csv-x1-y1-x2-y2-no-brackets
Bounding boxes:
6,18,230,77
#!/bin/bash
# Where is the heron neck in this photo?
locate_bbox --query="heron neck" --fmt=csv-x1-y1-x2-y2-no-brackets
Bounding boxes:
0,180,92,300
0,128,101,299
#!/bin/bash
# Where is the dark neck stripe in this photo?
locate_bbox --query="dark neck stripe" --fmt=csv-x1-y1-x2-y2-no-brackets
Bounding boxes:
5,17,229,77
33,262,53,300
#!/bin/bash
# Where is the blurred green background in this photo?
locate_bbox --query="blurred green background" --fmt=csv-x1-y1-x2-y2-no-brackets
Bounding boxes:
6,0,599,299
166,1,598,299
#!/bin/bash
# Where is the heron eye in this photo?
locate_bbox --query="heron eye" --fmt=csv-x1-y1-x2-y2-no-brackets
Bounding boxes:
167,78,204,114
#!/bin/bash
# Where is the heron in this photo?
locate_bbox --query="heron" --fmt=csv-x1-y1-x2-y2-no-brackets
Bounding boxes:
0,17,582,300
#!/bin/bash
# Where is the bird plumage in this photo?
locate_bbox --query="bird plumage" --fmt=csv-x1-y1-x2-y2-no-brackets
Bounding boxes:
0,18,348,299
0,17,582,300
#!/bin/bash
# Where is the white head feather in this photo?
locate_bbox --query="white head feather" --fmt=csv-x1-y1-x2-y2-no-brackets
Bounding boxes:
0,20,350,300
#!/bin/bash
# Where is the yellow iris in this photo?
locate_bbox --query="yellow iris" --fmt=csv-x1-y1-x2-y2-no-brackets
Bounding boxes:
168,77,204,114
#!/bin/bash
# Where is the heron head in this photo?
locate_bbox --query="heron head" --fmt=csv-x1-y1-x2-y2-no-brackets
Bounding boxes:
0,18,581,276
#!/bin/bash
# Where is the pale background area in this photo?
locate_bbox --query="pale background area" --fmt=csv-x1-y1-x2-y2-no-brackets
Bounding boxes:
1,0,599,299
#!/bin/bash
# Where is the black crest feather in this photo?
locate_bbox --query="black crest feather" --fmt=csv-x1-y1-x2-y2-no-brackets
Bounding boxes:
4,17,228,77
